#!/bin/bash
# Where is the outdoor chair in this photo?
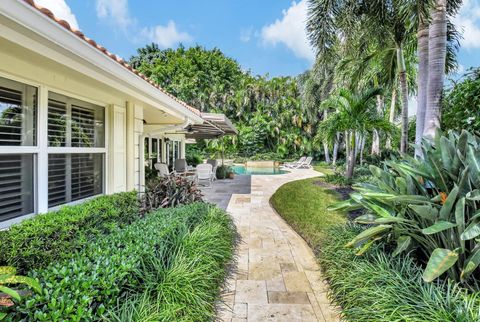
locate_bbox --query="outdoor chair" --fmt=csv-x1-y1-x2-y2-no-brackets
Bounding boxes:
206,159,219,180
296,156,313,169
196,163,213,187
154,163,171,177
174,158,188,173
284,156,306,168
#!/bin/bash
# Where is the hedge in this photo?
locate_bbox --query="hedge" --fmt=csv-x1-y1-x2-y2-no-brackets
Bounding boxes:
0,192,140,274
319,224,480,321
10,203,235,321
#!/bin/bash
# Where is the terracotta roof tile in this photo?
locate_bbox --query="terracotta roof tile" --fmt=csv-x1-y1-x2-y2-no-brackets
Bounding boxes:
21,0,202,117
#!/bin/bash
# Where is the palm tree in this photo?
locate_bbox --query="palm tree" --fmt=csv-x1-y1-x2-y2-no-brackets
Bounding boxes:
317,87,392,178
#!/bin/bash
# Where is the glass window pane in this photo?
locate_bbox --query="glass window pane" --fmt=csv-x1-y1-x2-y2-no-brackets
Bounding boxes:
0,76,37,146
48,92,105,147
0,154,34,222
48,153,103,207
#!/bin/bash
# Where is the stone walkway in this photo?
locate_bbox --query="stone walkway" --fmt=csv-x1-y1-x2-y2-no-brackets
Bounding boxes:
216,169,341,322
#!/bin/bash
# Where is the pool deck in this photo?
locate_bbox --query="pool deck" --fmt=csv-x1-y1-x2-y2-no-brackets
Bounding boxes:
200,175,251,209
205,170,340,322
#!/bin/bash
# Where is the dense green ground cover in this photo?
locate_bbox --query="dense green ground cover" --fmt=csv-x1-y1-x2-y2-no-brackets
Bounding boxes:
0,192,140,273
320,225,480,321
271,176,480,321
270,177,345,246
8,203,235,321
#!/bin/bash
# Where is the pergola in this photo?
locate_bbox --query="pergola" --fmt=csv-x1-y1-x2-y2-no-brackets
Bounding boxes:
186,113,237,139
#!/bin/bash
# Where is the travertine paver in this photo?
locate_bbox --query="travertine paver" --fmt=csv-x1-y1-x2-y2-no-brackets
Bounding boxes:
216,169,341,322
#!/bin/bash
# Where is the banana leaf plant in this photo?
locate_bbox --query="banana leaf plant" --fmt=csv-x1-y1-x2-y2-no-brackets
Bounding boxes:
330,130,480,286
0,266,41,320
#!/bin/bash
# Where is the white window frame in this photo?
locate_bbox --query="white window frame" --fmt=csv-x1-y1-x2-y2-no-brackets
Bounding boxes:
0,71,109,228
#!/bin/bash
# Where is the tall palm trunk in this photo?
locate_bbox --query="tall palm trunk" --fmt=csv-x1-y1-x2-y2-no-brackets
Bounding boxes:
346,131,356,179
415,18,429,157
371,95,384,155
360,134,366,165
397,44,409,154
323,109,331,163
424,0,447,139
332,132,339,165
386,88,397,149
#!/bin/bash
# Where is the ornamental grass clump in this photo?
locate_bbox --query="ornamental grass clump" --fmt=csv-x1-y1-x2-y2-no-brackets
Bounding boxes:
331,130,480,287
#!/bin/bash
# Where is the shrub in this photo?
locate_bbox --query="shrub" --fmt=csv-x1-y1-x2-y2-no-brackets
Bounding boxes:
442,67,480,133
0,192,139,274
216,165,232,179
186,153,203,167
332,130,480,285
10,203,235,321
320,224,480,321
141,175,203,215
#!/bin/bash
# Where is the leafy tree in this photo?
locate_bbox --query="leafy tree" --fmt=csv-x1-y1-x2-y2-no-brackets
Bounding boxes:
316,88,393,178
442,68,480,133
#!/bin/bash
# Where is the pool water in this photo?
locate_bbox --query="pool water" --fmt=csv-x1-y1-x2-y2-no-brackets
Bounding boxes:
232,165,288,175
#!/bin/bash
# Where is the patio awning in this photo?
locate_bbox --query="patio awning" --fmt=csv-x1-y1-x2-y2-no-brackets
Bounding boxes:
186,113,237,139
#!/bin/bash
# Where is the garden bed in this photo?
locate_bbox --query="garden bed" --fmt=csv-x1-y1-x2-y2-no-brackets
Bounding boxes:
2,196,236,321
271,175,480,321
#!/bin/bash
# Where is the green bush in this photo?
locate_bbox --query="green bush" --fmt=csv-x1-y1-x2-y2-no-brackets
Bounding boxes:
332,130,480,285
216,165,232,179
141,175,203,215
186,153,204,167
0,192,139,274
442,67,480,133
11,203,235,321
320,224,480,321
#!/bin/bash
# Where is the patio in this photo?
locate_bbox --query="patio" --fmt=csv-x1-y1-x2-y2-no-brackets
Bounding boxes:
208,169,340,322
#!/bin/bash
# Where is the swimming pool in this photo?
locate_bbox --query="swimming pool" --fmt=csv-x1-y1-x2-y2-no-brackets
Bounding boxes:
232,164,288,175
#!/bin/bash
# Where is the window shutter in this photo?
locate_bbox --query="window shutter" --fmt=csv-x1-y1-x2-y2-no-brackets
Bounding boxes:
71,154,96,201
48,154,67,207
48,98,67,147
71,105,95,147
0,155,34,221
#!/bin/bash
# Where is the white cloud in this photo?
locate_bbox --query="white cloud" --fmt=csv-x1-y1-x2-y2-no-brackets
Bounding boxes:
141,21,193,48
260,0,314,61
95,0,191,48
454,0,480,49
35,0,79,29
240,27,253,42
95,0,133,30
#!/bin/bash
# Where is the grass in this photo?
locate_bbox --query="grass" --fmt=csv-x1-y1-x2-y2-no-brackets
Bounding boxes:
271,177,480,321
320,224,480,321
270,177,346,247
313,163,335,175
10,203,236,321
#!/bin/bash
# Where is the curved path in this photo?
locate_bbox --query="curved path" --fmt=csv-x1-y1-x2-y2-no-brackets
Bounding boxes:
217,169,340,322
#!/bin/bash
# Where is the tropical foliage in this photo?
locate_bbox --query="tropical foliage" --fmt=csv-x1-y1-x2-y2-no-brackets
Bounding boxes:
130,45,324,158
332,131,480,286
442,67,480,133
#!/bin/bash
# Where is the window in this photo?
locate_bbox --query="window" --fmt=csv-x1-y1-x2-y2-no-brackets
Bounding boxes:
0,78,36,146
48,154,103,207
0,154,34,221
0,76,37,222
47,92,105,207
48,92,104,147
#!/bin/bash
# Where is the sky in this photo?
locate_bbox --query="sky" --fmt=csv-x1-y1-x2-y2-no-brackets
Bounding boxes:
35,0,480,79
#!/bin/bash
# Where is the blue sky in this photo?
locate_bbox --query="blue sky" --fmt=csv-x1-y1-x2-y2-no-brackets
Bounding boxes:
36,0,480,78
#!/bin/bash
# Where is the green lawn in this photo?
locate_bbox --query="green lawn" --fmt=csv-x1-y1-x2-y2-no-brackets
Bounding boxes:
313,164,335,175
270,177,346,248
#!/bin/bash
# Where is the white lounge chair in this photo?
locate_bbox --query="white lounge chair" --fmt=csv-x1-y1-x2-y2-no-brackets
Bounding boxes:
296,156,313,169
284,156,306,168
196,163,213,187
206,159,219,180
154,163,172,177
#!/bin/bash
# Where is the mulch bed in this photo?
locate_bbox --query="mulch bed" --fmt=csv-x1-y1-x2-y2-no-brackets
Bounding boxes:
313,180,363,220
